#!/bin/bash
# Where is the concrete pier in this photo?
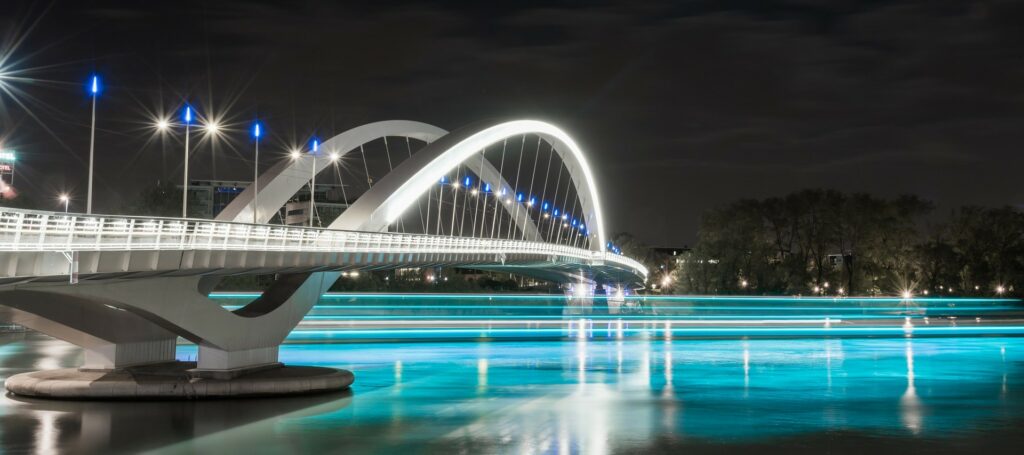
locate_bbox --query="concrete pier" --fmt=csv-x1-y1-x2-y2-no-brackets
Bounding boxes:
4,362,353,399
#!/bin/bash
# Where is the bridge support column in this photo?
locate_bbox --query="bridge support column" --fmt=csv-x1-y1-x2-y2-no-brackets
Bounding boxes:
82,339,178,371
192,345,281,378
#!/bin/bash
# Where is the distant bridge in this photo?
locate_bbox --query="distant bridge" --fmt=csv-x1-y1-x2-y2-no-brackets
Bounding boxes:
0,119,647,375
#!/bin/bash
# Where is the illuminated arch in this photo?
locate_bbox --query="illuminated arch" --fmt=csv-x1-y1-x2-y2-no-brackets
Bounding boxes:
217,120,541,240
333,120,606,252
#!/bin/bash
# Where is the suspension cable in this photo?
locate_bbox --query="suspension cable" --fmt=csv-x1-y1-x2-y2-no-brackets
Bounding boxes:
449,164,462,237
536,140,554,242
507,135,526,240
521,136,541,241
490,139,507,239
406,137,426,233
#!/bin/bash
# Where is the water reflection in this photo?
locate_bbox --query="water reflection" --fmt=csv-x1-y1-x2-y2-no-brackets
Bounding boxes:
901,341,922,434
1,334,1024,453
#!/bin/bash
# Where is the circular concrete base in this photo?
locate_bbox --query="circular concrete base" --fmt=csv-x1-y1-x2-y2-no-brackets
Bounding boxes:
4,362,354,400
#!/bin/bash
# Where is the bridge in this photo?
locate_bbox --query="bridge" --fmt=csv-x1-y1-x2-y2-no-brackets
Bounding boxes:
0,119,647,380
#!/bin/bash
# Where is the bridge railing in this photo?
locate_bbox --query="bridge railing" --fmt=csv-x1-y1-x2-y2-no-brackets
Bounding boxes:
0,209,647,278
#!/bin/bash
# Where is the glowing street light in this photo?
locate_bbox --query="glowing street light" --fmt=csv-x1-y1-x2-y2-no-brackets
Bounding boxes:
181,105,193,218
86,74,101,214
203,121,220,135
155,118,170,132
58,193,69,213
308,138,319,227
252,121,262,224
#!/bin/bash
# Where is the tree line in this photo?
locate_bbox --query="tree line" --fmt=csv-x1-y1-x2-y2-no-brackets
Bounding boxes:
623,189,1022,298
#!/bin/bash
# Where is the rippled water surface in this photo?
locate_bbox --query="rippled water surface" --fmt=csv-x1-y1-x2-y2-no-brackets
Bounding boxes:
2,333,1023,454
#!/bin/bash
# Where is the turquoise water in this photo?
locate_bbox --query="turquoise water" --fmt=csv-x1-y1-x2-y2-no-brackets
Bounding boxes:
219,293,1024,341
1,294,1023,453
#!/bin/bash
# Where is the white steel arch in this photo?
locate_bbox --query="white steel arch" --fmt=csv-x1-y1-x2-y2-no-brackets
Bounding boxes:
217,120,446,224
217,120,542,240
333,120,606,252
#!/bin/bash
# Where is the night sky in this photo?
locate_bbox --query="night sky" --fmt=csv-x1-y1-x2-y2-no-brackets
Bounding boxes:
1,0,1022,246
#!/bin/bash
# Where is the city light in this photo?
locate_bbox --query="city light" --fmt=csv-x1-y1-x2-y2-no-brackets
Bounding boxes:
252,120,263,224
88,75,100,95
290,149,302,160
85,74,101,214
58,193,69,213
180,104,193,218
203,121,220,135
328,151,340,162
901,290,913,300
155,119,170,131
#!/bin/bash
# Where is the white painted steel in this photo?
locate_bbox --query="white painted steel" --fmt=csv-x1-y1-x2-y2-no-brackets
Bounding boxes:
0,209,648,279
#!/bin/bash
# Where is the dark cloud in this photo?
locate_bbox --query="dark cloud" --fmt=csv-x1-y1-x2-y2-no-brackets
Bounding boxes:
1,0,1022,245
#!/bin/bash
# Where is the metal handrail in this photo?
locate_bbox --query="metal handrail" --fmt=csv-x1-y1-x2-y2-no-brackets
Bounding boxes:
0,208,648,278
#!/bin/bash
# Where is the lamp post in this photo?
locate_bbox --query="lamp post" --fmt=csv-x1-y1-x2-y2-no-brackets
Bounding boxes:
181,105,192,218
252,122,262,224
309,139,319,227
86,75,100,214
59,193,69,213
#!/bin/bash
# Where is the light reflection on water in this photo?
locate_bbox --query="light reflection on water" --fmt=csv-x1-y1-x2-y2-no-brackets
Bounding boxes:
1,333,1023,453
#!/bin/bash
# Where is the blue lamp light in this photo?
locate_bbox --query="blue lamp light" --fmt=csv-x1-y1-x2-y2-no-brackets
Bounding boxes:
252,122,262,139
183,105,193,124
88,75,101,96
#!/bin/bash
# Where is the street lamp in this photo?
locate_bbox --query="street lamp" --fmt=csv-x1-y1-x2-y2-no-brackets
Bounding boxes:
155,118,170,132
86,74,100,214
309,138,319,227
252,121,262,224
204,121,220,135
58,193,69,213
181,105,193,218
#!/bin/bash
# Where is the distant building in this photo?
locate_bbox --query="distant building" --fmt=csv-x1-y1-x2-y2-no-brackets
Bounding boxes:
181,179,350,225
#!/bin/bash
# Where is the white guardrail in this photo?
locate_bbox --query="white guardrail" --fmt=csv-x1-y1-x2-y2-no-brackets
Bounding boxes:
0,209,648,278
